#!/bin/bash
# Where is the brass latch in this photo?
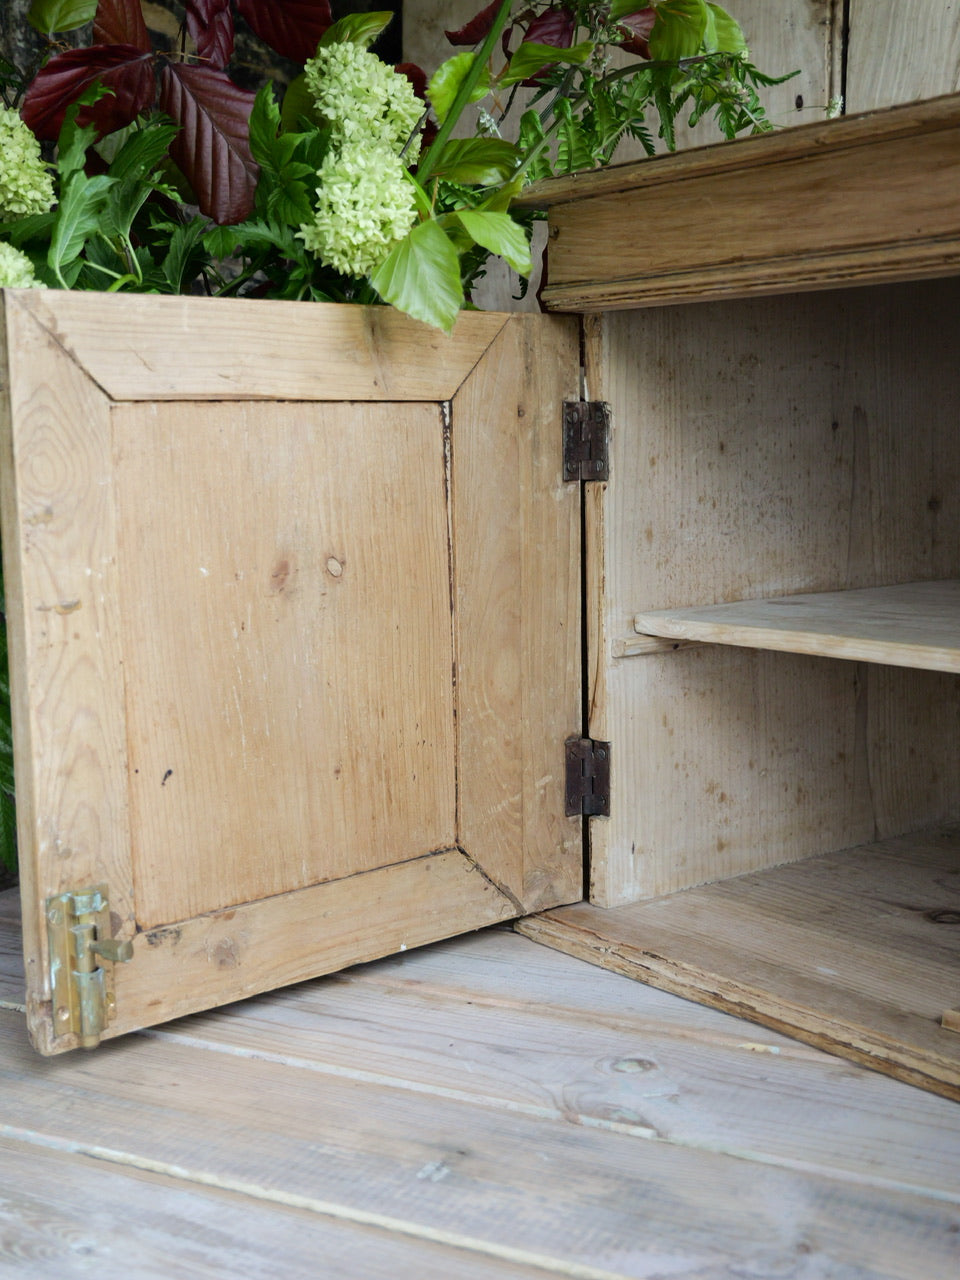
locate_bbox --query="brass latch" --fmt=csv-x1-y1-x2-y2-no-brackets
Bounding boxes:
46,885,133,1049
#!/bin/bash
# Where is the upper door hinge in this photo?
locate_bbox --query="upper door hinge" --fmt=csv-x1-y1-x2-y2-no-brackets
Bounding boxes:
565,737,611,817
563,401,610,482
46,885,134,1049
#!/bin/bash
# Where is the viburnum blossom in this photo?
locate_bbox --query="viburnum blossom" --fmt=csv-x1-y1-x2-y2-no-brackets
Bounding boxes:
303,42,423,152
0,241,40,288
298,144,417,277
0,106,55,220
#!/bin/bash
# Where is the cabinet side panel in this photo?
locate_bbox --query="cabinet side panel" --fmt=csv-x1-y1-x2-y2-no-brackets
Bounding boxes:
592,283,960,904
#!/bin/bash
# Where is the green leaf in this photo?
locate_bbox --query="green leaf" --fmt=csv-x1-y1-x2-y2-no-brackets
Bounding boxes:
161,217,208,293
425,138,519,186
107,119,179,184
428,53,490,125
48,171,115,286
280,74,322,132
500,40,594,89
517,109,553,183
454,210,530,277
370,219,463,332
707,4,748,55
0,211,56,247
649,0,709,60
318,11,394,50
608,0,646,17
27,0,96,36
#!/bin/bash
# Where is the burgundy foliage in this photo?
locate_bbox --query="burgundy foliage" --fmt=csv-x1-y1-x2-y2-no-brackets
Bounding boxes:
21,44,155,139
18,0,341,224
616,8,656,58
444,0,502,46
234,0,333,64
186,0,235,70
160,63,259,223
92,0,151,50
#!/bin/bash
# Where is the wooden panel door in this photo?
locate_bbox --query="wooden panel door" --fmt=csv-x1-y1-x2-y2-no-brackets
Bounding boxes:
0,289,582,1053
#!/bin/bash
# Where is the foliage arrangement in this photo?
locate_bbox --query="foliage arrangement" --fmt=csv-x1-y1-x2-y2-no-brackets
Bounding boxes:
0,0,793,339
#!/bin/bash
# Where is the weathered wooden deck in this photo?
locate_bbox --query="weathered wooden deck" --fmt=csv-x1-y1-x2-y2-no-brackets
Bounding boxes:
1,885,958,1278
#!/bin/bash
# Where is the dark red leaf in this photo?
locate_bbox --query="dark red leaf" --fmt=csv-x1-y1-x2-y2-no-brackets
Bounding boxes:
615,8,656,59
234,0,333,63
445,0,502,46
21,45,155,140
93,0,151,51
395,62,427,101
523,8,575,49
185,0,235,71
159,63,258,224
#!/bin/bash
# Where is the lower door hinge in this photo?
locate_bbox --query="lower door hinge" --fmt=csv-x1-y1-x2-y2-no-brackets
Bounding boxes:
46,885,134,1049
563,401,610,482
565,737,611,817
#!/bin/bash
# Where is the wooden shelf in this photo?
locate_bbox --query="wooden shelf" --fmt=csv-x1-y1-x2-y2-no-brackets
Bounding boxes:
518,824,960,1101
520,94,960,311
633,580,960,673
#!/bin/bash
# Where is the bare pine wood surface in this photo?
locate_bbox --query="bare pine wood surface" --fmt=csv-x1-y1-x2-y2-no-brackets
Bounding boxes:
523,94,960,311
0,292,581,1054
519,825,960,1102
582,282,960,906
633,580,960,673
2,892,960,1278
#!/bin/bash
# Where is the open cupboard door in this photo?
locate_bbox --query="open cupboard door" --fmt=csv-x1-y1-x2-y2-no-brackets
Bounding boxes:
0,290,583,1053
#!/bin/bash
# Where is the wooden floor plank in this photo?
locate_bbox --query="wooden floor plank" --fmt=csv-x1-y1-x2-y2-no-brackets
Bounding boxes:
3,1006,960,1279
0,1135,560,1280
518,827,960,1100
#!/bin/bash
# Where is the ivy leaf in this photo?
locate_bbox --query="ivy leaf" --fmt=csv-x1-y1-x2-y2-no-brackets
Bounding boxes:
707,4,748,55
93,0,151,50
444,0,502,46
318,11,394,49
185,0,235,70
428,53,490,124
370,219,463,332
22,45,155,140
425,138,519,186
500,40,594,88
455,209,530,276
159,63,258,224
27,0,97,35
648,0,709,61
235,0,334,63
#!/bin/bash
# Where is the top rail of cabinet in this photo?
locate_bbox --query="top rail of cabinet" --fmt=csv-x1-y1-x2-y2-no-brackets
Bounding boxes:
517,93,960,311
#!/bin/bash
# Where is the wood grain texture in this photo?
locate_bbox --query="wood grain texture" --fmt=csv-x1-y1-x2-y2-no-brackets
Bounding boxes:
634,580,960,672
0,294,581,1053
453,316,583,910
846,0,960,111
0,296,136,1042
521,825,960,1101
4,895,960,1274
585,284,960,905
0,1136,558,1280
114,398,456,926
524,94,960,310
9,290,508,402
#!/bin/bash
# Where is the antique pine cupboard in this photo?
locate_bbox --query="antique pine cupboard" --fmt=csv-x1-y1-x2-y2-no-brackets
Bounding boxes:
2,3,960,1100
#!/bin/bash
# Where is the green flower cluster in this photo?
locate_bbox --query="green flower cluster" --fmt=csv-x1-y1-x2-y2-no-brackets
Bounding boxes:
299,145,417,278
0,241,40,288
303,42,422,150
298,41,421,278
0,106,55,221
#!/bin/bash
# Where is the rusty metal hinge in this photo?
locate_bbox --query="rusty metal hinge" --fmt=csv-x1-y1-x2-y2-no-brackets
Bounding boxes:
565,737,611,817
563,401,610,482
46,885,133,1049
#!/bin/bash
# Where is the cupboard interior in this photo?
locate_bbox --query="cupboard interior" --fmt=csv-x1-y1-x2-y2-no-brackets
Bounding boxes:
526,277,960,1099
